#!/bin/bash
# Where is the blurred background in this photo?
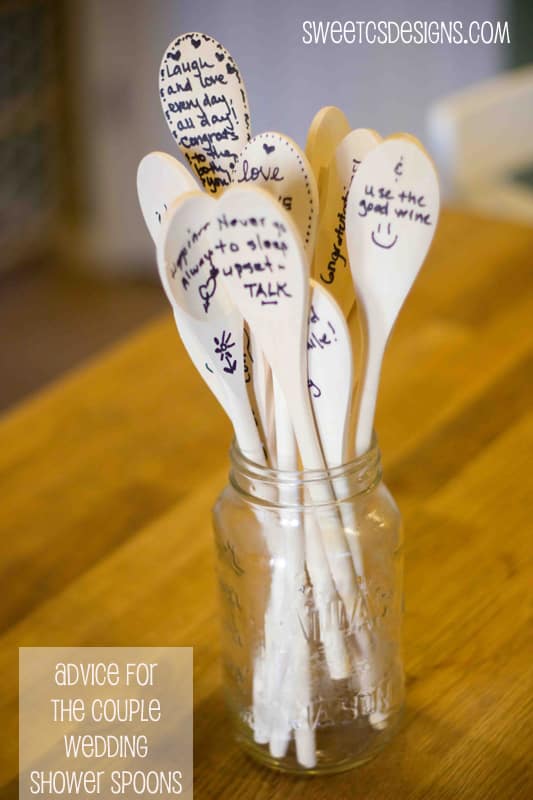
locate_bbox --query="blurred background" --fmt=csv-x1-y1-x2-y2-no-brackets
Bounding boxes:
1,0,531,411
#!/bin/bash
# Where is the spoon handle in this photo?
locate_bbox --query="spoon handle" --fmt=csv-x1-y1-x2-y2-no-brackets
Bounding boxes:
353,321,386,457
249,332,275,458
268,376,302,758
231,403,266,465
286,377,359,629
273,378,350,685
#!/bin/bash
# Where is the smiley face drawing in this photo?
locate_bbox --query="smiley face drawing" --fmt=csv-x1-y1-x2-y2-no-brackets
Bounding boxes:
371,222,398,249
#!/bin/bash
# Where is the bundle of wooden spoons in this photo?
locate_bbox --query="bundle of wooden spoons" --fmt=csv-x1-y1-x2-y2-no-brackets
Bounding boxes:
138,31,440,769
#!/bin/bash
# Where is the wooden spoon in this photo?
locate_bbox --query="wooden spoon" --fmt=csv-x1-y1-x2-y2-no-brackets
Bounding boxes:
232,130,319,465
346,135,440,455
231,138,323,762
308,280,394,729
216,186,358,659
312,128,382,318
157,191,264,464
305,105,350,194
158,35,271,450
136,153,241,428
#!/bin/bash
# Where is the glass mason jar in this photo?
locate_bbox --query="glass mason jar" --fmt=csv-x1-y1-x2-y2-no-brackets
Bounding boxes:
212,438,404,775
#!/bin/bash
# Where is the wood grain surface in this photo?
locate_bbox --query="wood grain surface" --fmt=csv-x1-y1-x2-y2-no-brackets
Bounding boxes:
0,209,531,799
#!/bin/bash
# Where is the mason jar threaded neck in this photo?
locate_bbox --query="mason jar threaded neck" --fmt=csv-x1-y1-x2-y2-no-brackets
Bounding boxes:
228,436,382,508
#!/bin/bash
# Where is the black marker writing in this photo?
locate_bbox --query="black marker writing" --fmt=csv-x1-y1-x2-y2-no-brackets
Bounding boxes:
320,192,347,285
155,203,168,225
308,308,337,350
236,159,283,184
243,281,292,305
219,215,294,306
243,327,253,384
308,379,321,398
160,35,248,194
358,183,432,227
214,329,237,374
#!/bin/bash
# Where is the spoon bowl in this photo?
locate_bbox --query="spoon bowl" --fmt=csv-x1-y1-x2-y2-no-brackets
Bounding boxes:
159,32,251,194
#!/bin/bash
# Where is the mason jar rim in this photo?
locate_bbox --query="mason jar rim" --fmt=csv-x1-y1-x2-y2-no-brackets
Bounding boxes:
228,434,382,507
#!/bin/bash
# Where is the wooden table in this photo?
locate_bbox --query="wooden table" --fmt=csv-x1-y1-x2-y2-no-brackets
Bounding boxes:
1,210,531,799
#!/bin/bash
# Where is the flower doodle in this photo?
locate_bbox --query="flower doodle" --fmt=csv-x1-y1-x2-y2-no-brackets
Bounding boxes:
214,329,237,374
